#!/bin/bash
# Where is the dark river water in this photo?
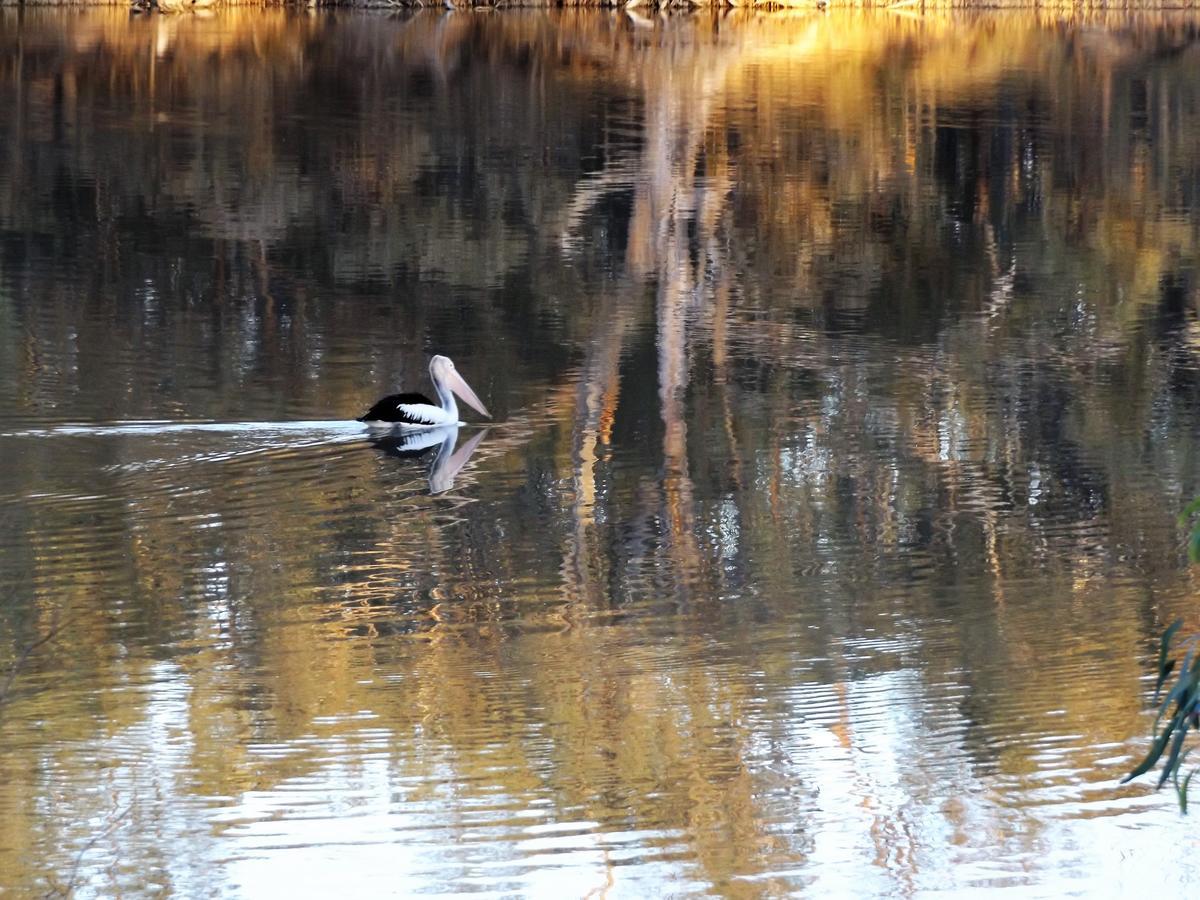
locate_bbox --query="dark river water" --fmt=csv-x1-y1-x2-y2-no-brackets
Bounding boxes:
2,7,1200,896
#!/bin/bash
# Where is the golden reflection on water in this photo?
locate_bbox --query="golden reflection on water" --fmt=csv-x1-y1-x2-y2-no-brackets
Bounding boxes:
2,7,1200,896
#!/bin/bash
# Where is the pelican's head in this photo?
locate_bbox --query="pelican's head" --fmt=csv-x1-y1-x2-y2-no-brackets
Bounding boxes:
430,355,491,419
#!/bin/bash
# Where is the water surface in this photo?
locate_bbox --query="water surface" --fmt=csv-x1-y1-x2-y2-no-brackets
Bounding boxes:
2,8,1200,897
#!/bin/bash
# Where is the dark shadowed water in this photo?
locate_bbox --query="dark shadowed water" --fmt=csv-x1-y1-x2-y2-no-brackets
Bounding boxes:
2,8,1200,896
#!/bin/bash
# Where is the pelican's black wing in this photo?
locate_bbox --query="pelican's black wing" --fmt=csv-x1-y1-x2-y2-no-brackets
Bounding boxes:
356,392,437,424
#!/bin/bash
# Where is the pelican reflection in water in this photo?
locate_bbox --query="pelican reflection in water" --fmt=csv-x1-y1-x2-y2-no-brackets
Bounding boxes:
370,425,488,494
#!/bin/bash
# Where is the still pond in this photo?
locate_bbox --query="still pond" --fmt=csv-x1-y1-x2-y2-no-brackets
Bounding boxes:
2,8,1200,897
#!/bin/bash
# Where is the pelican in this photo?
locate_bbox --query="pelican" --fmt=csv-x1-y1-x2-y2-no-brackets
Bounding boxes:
357,355,490,428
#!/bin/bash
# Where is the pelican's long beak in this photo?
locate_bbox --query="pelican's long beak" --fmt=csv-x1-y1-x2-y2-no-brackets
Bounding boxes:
446,368,491,419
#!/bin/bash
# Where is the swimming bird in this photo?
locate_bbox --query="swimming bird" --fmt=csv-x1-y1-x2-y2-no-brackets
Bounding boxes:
357,355,490,428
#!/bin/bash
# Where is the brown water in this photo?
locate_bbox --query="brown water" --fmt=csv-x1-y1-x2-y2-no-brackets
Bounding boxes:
2,7,1200,897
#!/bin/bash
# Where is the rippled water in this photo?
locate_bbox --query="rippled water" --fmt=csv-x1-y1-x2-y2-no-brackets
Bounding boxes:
2,7,1200,897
